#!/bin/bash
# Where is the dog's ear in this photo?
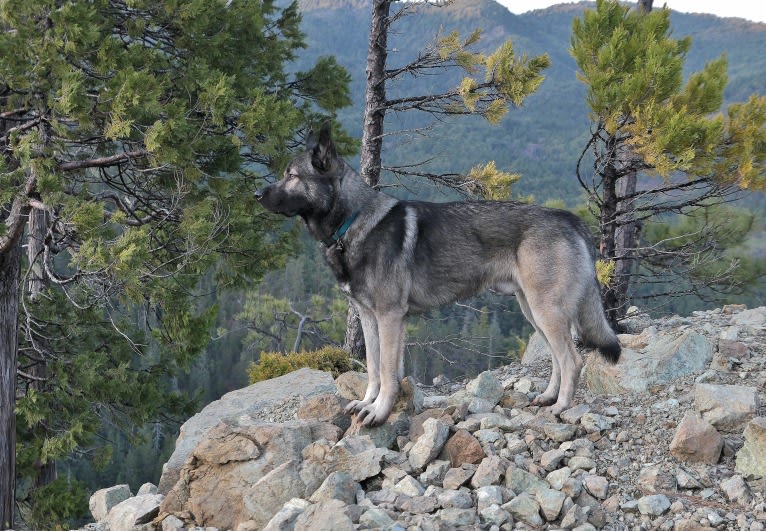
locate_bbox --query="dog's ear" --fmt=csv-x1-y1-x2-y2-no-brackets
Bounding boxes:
310,121,337,173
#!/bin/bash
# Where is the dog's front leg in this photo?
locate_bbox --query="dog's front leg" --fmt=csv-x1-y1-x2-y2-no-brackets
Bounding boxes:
356,310,405,427
344,304,381,415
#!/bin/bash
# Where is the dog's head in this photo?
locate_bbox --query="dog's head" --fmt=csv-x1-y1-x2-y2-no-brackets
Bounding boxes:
256,122,340,218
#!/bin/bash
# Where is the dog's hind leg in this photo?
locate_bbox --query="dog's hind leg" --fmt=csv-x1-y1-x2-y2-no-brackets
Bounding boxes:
532,307,582,416
345,304,381,415
517,292,561,407
356,310,406,427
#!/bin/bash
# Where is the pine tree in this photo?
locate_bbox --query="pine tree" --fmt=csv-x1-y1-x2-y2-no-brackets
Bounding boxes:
0,0,350,527
570,0,766,324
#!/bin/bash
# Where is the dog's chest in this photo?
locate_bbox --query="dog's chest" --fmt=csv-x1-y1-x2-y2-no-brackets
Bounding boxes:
324,245,353,287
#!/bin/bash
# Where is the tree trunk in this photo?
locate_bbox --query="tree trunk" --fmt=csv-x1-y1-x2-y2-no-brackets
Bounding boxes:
344,0,391,361
0,239,21,530
606,0,653,325
26,205,57,488
600,157,620,328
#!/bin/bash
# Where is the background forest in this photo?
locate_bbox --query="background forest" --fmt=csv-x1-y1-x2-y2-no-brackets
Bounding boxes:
3,0,766,527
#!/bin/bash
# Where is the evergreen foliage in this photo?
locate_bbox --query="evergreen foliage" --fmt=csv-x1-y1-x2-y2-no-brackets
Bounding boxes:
0,0,351,525
570,0,766,321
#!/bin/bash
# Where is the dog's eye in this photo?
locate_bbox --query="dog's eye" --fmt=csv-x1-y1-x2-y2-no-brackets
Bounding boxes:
286,172,299,181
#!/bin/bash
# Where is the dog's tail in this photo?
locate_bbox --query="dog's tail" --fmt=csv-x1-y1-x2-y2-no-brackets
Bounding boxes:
575,281,621,364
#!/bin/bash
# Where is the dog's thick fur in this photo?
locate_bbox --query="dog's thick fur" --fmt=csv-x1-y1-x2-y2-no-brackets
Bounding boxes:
257,124,621,427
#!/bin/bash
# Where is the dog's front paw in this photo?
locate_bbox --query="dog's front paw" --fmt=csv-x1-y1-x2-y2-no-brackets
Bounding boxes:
547,400,571,417
355,400,393,428
344,399,369,415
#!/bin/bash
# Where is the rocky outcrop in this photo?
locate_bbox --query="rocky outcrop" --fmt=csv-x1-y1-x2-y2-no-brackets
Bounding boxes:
157,368,336,493
79,305,766,530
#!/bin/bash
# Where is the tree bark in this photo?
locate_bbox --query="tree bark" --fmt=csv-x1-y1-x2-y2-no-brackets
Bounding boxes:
344,0,391,361
0,238,22,530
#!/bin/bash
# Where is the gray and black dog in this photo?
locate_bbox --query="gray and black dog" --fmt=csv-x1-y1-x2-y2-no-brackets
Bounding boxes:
256,123,620,427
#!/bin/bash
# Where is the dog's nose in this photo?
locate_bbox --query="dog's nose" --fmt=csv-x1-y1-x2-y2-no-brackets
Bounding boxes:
255,188,266,201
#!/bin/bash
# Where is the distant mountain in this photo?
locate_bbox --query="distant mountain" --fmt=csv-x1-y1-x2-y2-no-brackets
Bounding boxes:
295,0,766,203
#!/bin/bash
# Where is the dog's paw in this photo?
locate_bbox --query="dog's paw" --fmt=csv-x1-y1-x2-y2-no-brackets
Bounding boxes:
547,401,570,416
344,399,369,415
355,402,392,428
531,394,557,407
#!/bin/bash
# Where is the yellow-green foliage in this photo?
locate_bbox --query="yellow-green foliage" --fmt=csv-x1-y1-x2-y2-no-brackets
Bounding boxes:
467,161,520,200
247,346,354,384
596,259,615,286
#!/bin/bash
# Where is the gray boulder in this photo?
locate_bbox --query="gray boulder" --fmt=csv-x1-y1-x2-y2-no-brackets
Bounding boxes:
158,368,336,493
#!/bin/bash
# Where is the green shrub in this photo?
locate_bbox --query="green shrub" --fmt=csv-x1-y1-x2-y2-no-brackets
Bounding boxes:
247,346,354,384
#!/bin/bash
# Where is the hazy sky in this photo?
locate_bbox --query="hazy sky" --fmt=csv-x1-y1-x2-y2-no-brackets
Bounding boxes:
497,1,766,23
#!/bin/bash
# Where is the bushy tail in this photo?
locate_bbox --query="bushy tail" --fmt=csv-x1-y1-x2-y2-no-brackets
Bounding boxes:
576,281,621,364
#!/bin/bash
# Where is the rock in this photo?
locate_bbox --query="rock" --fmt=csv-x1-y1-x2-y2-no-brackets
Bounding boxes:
419,459,450,485
731,307,766,328
437,507,478,527
720,474,753,505
669,411,723,465
160,514,184,531
89,484,132,522
567,455,597,471
580,413,614,433
441,428,485,467
408,417,450,470
505,464,549,495
521,331,550,365
736,417,766,478
297,393,351,432
301,436,391,486
409,408,451,441
107,494,163,531
293,499,354,531
560,404,591,424
137,483,157,496
398,495,439,514
560,504,591,528
359,507,395,528
637,494,671,516
695,383,758,433
583,331,713,394
583,475,609,499
546,466,572,490
544,422,577,442
718,339,749,359
504,492,543,526
393,474,425,497
466,370,504,405
540,448,567,471
263,498,310,531
343,410,407,450
308,471,358,505
160,420,340,530
536,487,566,521
242,460,307,530
638,465,677,493
158,368,336,493
479,503,510,526
438,488,473,509
443,465,476,490
334,371,367,401
471,455,506,488
475,485,505,511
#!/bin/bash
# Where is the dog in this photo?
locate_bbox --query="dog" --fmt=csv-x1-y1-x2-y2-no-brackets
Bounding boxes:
256,123,621,427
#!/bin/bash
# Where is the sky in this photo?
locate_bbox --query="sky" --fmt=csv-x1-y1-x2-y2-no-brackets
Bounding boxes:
496,1,766,24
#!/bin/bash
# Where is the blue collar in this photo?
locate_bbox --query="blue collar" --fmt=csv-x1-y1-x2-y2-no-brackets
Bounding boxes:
321,211,359,247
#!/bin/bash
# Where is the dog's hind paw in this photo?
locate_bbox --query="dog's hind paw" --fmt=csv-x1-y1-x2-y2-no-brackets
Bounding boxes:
531,394,557,407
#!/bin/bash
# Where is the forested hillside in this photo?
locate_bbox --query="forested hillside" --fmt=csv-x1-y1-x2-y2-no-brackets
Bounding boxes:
298,0,766,202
